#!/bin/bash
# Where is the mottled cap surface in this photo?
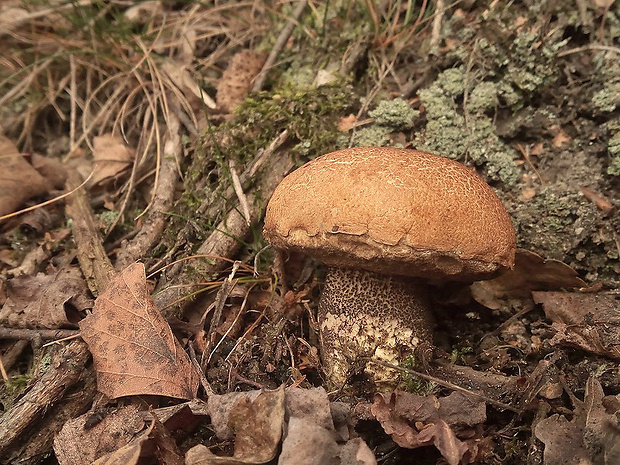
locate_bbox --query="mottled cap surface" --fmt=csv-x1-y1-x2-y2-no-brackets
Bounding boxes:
264,147,516,281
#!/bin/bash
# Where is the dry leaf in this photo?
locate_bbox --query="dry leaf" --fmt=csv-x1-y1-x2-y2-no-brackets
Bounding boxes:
149,413,185,465
552,128,571,147
533,291,620,360
580,186,614,213
92,419,154,465
0,266,92,328
371,391,487,465
90,134,135,186
338,114,358,131
471,249,586,309
79,263,199,399
0,135,51,216
592,0,615,8
279,387,378,465
216,50,268,113
31,153,67,189
278,416,341,465
339,438,377,465
54,405,145,465
535,377,620,465
186,386,285,465
161,60,216,109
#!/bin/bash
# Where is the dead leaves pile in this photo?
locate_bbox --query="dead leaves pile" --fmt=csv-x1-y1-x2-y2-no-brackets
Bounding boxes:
54,385,376,465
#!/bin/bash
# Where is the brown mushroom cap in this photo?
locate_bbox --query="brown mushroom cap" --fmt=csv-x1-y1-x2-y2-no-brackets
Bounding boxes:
264,146,516,281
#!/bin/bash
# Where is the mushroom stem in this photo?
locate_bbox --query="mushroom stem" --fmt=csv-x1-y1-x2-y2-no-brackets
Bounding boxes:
318,267,434,387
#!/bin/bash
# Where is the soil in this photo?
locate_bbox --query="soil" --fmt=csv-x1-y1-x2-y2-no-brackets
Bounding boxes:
0,0,618,464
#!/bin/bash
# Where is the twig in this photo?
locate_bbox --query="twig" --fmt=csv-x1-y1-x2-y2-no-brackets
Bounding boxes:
115,111,182,269
430,0,445,50
369,360,522,413
65,171,116,294
230,367,266,390
203,261,240,364
154,147,294,314
0,340,91,455
229,159,251,226
188,344,215,397
157,130,288,272
252,0,308,92
0,327,79,342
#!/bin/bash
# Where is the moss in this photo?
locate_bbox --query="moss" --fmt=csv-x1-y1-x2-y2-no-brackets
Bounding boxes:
398,355,439,395
158,81,354,262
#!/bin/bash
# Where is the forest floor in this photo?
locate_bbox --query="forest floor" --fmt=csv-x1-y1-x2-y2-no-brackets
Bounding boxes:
0,0,619,464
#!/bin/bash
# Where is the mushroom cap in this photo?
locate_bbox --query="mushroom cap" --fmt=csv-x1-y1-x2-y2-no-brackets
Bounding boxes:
264,147,516,281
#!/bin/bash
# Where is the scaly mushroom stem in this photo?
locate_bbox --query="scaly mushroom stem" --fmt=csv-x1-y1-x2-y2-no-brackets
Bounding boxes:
318,267,434,387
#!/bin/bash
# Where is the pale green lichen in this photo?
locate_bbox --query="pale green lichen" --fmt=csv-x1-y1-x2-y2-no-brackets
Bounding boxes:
506,30,569,93
346,98,419,147
368,98,419,129
349,125,391,147
593,83,620,113
417,68,519,185
468,81,498,113
607,119,620,176
513,188,598,260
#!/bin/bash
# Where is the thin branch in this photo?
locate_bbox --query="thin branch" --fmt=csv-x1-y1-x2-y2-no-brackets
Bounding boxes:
252,0,308,92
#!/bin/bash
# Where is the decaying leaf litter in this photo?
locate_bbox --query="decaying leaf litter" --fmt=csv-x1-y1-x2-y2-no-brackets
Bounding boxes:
0,0,619,463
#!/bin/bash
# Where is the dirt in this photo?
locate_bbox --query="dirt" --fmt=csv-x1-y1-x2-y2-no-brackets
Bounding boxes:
0,0,619,464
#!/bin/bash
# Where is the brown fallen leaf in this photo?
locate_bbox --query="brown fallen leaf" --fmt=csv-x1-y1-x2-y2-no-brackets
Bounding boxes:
592,0,615,8
552,127,571,147
0,135,51,217
79,262,199,399
371,390,487,465
54,405,145,465
471,249,586,309
216,49,268,113
279,387,378,465
0,266,92,328
534,377,620,465
533,291,620,360
31,153,67,189
580,186,614,213
186,385,285,465
338,114,358,131
92,419,153,465
90,134,135,186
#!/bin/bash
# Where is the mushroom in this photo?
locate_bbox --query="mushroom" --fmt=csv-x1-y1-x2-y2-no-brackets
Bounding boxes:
263,147,516,386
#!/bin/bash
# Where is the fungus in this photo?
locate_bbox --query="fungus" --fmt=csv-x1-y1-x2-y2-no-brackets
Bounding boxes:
263,146,516,386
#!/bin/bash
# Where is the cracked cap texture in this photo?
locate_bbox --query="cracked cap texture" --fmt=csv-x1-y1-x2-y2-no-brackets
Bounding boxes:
264,146,516,281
